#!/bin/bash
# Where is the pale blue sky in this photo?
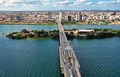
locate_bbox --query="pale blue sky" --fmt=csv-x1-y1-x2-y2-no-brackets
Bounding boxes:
0,0,120,11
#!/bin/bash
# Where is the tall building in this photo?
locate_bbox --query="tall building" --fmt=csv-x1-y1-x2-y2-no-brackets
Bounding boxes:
68,16,71,21
16,16,21,21
10,15,14,21
76,12,82,21
76,12,79,21
48,11,52,19
80,15,83,21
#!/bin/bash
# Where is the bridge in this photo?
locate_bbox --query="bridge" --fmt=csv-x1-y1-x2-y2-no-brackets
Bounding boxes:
0,33,7,36
58,12,81,77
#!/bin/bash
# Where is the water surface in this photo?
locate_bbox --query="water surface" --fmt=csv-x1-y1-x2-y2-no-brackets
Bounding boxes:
0,25,120,77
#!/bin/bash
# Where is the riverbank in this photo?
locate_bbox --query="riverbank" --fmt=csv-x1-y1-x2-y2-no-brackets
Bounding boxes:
0,21,57,25
0,21,120,25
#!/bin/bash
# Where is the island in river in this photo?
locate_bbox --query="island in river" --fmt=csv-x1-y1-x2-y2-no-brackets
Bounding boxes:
6,28,120,39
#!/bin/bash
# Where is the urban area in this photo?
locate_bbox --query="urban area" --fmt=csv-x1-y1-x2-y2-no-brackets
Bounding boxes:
0,11,120,25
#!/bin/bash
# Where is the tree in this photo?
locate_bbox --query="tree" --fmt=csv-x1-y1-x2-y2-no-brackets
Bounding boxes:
28,33,35,37
21,29,29,33
117,30,120,36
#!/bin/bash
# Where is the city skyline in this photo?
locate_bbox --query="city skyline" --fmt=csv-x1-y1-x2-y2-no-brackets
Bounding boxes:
0,0,120,11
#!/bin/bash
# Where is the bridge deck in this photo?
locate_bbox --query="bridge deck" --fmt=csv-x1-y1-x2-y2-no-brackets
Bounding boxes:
58,21,81,77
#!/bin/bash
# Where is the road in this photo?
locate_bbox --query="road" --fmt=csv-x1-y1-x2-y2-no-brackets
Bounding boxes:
58,19,81,77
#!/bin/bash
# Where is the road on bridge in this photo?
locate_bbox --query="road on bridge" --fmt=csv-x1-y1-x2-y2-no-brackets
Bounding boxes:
58,12,81,77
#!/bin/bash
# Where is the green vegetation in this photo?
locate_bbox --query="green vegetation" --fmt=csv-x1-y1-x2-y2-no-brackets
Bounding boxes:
6,28,120,40
87,28,120,39
6,29,59,39
99,20,109,25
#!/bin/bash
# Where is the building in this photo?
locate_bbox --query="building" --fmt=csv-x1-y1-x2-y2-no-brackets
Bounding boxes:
16,16,21,21
76,12,83,21
10,15,14,21
68,16,72,21
80,15,83,21
48,11,52,19
76,12,80,21
78,30,95,37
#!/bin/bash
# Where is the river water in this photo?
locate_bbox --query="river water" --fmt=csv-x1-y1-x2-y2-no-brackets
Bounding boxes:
0,24,120,77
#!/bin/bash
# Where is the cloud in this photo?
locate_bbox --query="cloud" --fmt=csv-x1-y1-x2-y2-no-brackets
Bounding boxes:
25,0,42,5
1,0,23,7
74,0,86,5
0,0,92,7
0,0,5,4
39,0,50,5
9,0,23,4
1,0,43,7
54,0,93,6
77,0,87,3
74,0,93,5
85,2,93,5
97,0,120,5
56,1,74,6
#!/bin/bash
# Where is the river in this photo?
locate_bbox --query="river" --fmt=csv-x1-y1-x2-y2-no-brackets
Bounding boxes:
0,24,120,77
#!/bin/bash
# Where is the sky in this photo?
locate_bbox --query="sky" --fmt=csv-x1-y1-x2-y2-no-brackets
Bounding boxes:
0,0,120,11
